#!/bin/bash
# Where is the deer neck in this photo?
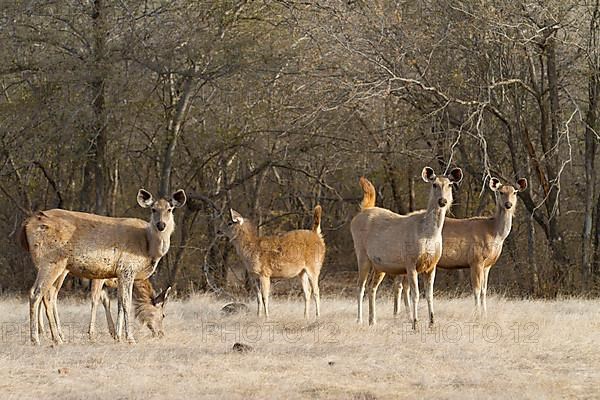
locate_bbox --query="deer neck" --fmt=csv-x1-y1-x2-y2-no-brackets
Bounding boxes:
146,225,173,261
423,199,447,236
493,206,514,241
231,224,259,262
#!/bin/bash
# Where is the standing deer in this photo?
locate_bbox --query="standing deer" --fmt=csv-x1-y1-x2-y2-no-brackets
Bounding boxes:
351,167,462,329
37,278,171,340
393,177,527,318
223,205,325,319
19,188,186,345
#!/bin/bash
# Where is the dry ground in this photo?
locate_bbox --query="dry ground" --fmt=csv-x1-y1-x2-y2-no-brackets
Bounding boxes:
0,294,599,399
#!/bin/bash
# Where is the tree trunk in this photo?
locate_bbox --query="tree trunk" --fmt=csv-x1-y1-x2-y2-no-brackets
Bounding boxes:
585,0,600,280
159,73,197,197
80,0,108,215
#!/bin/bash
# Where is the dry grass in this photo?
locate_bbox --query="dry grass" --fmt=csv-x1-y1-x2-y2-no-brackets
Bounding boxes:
0,294,599,399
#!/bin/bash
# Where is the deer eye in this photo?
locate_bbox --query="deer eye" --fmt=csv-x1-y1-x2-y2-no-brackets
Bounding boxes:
151,209,156,213
432,183,438,189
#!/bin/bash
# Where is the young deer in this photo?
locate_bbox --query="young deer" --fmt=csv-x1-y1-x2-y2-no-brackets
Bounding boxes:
351,167,463,329
19,188,185,345
393,177,527,318
224,206,325,319
38,278,171,340
88,278,171,339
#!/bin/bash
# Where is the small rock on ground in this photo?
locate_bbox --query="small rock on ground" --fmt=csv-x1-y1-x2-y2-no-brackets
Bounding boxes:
232,342,253,353
221,302,249,316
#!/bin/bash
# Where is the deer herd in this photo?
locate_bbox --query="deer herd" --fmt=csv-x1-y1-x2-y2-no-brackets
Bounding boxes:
17,166,527,345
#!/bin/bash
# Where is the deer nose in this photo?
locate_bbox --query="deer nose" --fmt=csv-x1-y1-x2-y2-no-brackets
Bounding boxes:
438,198,447,207
504,201,513,210
156,221,166,231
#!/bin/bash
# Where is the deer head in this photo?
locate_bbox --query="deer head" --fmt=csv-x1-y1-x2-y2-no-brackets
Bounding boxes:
141,287,171,338
137,189,187,233
489,177,527,212
421,166,463,210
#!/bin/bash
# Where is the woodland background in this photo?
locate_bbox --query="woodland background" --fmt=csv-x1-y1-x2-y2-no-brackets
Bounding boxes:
0,0,599,297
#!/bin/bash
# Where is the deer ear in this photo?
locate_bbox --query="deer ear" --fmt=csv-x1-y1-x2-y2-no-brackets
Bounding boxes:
516,178,528,192
447,168,463,184
154,286,171,307
230,209,244,225
137,189,154,208
489,178,501,192
170,189,187,208
421,166,436,182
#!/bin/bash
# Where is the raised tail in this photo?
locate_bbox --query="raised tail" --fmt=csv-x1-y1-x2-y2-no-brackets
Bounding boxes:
312,205,322,235
359,177,376,210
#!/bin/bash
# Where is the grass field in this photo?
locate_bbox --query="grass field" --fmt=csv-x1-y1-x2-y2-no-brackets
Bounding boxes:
0,294,599,399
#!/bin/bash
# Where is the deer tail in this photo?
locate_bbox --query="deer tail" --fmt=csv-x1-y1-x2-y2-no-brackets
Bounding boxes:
312,205,322,235
359,177,376,210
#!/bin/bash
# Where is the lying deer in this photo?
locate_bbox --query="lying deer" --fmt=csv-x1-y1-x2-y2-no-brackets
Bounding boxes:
393,177,527,318
19,188,185,345
351,167,462,329
223,205,325,319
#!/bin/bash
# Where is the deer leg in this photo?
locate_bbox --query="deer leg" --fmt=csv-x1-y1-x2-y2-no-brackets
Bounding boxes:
116,273,135,343
356,255,371,324
471,265,484,319
368,271,386,326
482,267,491,318
393,275,401,317
42,289,62,344
89,279,105,340
254,277,263,317
100,288,116,338
37,302,46,338
50,270,68,342
29,262,67,345
115,279,124,341
407,268,419,331
300,271,312,319
259,276,271,320
423,267,437,327
402,275,412,322
306,271,320,318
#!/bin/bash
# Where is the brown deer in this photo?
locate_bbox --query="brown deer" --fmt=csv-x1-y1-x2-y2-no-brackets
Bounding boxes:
351,167,463,329
37,277,171,340
19,188,186,345
88,278,171,339
223,205,325,319
393,177,527,318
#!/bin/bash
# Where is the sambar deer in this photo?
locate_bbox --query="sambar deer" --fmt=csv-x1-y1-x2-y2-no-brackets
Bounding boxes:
88,278,171,339
37,278,171,340
19,188,186,345
224,205,325,319
393,177,527,318
351,167,463,329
